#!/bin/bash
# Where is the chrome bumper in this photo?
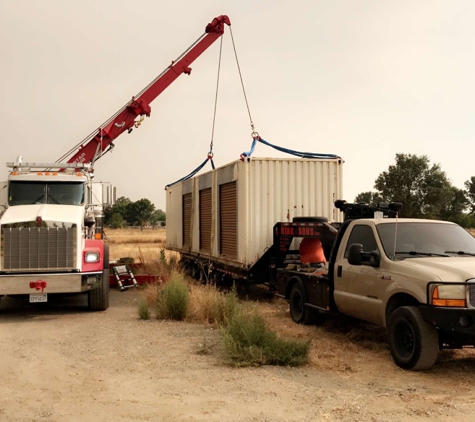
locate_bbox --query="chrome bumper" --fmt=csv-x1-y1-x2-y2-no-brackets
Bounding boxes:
0,272,102,295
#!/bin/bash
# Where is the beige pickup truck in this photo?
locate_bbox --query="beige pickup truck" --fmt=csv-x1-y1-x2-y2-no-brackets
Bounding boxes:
275,202,475,370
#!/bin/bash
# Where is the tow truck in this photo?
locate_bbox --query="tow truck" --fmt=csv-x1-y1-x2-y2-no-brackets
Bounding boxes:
275,201,475,370
0,15,231,310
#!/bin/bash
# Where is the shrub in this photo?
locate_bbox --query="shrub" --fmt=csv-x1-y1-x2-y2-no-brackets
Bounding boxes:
137,298,151,320
221,303,310,367
155,272,189,320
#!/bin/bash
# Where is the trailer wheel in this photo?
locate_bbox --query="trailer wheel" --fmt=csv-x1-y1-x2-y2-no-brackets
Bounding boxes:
289,283,318,325
387,306,439,370
88,244,110,312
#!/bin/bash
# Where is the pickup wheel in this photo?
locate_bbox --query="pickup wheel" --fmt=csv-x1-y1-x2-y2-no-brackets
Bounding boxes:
387,306,439,371
289,283,319,325
88,244,110,312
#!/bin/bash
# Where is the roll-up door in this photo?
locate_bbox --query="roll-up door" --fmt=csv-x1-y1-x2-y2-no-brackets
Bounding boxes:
219,182,237,258
182,193,192,248
199,188,212,252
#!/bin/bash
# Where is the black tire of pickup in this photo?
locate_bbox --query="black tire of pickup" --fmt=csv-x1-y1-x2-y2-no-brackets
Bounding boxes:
387,306,439,371
88,244,110,312
289,282,319,325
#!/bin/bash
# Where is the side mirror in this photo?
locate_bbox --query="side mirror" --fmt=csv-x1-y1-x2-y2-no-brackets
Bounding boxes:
347,243,363,265
364,250,381,268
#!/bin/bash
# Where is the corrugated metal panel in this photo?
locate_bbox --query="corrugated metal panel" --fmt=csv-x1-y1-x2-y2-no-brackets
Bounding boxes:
242,159,343,266
182,193,192,248
199,188,212,252
166,158,343,268
220,182,237,258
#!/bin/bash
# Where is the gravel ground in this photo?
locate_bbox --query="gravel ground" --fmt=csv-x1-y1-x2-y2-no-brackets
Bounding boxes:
1,289,475,422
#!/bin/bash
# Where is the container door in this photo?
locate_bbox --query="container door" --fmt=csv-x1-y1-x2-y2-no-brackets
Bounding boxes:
219,182,237,258
199,188,212,253
182,193,192,248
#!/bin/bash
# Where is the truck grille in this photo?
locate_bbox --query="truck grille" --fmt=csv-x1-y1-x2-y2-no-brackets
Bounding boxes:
2,226,77,271
470,284,475,307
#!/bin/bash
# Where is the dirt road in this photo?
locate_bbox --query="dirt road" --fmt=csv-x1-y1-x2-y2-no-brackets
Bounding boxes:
1,289,475,422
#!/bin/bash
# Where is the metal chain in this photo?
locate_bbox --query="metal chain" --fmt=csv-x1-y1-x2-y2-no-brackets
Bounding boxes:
209,35,223,156
230,27,258,138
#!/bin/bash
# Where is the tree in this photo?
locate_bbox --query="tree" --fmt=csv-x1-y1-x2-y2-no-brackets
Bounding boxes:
109,212,125,229
464,177,475,215
150,209,166,227
125,198,155,229
104,196,132,225
355,154,467,220
354,191,383,205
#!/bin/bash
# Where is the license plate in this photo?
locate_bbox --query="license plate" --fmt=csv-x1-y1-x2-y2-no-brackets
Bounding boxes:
29,294,48,303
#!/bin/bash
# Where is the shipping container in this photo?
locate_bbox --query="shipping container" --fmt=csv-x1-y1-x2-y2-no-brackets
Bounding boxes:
166,157,343,279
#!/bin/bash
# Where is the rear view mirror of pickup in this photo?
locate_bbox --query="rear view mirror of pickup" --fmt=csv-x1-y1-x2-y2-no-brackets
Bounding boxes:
347,243,381,267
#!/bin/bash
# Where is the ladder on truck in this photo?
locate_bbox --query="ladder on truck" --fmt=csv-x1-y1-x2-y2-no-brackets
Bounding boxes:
112,265,138,291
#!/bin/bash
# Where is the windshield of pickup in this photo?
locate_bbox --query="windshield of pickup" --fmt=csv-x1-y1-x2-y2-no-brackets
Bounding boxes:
376,222,475,259
9,181,85,206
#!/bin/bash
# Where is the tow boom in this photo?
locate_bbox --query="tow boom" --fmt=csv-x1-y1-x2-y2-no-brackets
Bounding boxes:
63,15,231,166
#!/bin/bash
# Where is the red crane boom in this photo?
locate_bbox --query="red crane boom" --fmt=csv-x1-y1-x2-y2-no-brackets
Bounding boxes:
62,15,231,166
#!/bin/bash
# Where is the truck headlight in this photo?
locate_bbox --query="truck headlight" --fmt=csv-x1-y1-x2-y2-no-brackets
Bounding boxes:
84,251,100,263
432,285,467,307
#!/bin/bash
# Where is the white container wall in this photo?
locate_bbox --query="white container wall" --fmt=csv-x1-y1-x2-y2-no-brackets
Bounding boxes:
166,158,343,269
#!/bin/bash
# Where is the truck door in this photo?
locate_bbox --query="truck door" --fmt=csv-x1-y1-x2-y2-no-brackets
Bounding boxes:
333,223,383,325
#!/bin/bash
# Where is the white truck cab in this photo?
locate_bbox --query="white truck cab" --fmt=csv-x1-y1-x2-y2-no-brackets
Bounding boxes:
0,157,114,311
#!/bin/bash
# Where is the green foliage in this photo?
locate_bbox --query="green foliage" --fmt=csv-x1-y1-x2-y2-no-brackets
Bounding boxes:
155,273,189,321
109,212,125,229
464,177,475,215
126,198,155,229
354,191,383,205
105,196,166,228
355,154,472,224
150,209,166,226
105,196,132,225
160,249,167,266
137,298,151,320
220,289,310,367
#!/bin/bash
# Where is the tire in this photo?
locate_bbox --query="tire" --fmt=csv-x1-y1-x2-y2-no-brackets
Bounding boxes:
292,216,328,223
387,306,439,371
289,282,319,325
88,244,110,312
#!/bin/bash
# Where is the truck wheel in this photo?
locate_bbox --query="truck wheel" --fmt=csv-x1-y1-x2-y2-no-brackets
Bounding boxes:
289,283,318,325
387,306,439,371
88,244,110,312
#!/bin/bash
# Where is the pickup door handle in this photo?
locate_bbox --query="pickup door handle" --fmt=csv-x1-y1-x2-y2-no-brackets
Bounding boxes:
337,265,342,277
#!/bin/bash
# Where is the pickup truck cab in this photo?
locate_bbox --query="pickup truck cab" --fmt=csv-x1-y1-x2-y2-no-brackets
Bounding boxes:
276,202,475,370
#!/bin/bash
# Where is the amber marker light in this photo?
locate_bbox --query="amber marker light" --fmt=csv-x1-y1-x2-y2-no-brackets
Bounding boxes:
432,285,466,307
94,233,102,239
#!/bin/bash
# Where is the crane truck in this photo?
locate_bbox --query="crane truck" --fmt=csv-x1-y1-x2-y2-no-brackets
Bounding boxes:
0,15,231,310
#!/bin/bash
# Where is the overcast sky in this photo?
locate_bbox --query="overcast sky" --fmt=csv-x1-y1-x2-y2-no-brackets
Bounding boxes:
1,0,474,211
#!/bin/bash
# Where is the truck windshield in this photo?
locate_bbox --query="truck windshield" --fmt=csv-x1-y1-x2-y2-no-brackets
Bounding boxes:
376,222,475,259
9,182,85,206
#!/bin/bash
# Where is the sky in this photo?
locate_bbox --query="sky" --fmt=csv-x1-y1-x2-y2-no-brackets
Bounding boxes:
1,0,475,211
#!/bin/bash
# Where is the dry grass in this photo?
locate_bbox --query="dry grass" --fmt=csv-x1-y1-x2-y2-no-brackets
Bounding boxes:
106,228,166,244
111,228,475,372
105,227,178,264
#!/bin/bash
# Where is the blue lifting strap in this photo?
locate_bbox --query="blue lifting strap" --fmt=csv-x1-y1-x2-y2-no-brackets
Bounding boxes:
165,154,215,189
241,136,340,160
